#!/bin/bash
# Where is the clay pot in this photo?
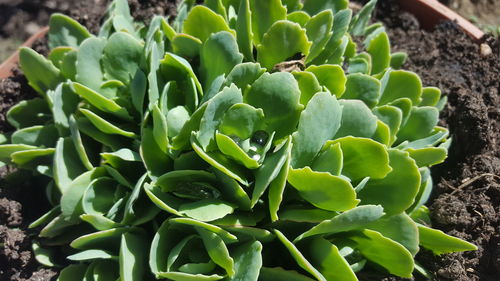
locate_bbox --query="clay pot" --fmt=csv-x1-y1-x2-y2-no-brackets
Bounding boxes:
398,0,484,41
0,0,485,79
0,26,49,79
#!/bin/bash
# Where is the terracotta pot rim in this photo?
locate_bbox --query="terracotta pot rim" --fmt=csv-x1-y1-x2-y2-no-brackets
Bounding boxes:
398,0,484,42
0,26,49,79
0,0,485,79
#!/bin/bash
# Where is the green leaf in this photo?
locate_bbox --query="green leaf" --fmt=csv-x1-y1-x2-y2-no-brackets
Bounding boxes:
79,109,136,138
54,137,87,194
302,0,348,15
60,50,78,80
274,230,326,281
331,136,391,180
350,0,377,36
390,52,408,69
67,249,115,261
253,137,291,207
397,106,439,142
49,47,74,68
48,13,91,48
198,84,243,149
228,241,262,281
180,199,235,222
151,104,169,153
236,0,253,61
417,224,477,255
420,87,441,107
334,100,378,138
292,71,322,106
159,53,203,111
358,149,421,215
379,70,423,105
291,92,341,168
342,73,381,108
7,98,51,129
73,83,131,120
246,72,303,140
19,47,64,95
268,148,291,221
58,264,88,281
71,227,132,251
287,11,311,27
366,31,390,74
102,32,143,84
372,105,403,144
306,238,358,281
201,31,243,89
224,62,265,90
76,37,107,93
141,126,171,179
348,229,414,278
60,168,105,222
52,83,80,133
250,0,287,45
183,5,233,42
288,167,359,212
32,241,57,267
296,205,384,241
120,232,148,281
197,227,235,276
219,104,264,140
172,33,203,58
306,65,346,97
311,142,342,176
258,267,315,281
11,148,55,168
216,133,260,169
11,125,59,147
257,21,311,70
367,213,419,256
305,10,333,63
406,147,447,167
82,177,119,217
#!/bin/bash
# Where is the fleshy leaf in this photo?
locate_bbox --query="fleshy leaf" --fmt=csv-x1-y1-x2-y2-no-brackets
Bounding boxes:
250,0,287,45
330,136,391,181
296,205,385,241
198,84,243,149
102,32,143,84
288,167,359,212
236,0,253,60
417,224,477,255
227,240,262,281
48,13,91,49
245,72,303,140
304,10,333,63
19,47,64,95
379,70,423,105
342,73,381,108
201,31,243,89
358,149,421,215
302,0,348,15
274,230,326,281
334,100,378,138
348,229,414,278
306,238,358,281
366,31,390,74
291,92,341,168
183,5,233,42
219,103,264,140
306,65,346,97
257,20,311,70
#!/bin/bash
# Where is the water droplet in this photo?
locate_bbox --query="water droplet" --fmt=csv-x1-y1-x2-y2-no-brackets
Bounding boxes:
251,130,269,146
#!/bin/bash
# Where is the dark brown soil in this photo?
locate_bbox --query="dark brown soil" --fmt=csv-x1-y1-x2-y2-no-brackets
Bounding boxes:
0,1,179,280
372,1,500,280
0,1,498,281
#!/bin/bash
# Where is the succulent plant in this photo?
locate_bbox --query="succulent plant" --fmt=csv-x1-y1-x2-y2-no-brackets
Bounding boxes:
0,0,477,280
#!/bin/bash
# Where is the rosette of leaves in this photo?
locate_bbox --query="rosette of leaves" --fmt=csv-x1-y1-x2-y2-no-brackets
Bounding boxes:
0,0,477,280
